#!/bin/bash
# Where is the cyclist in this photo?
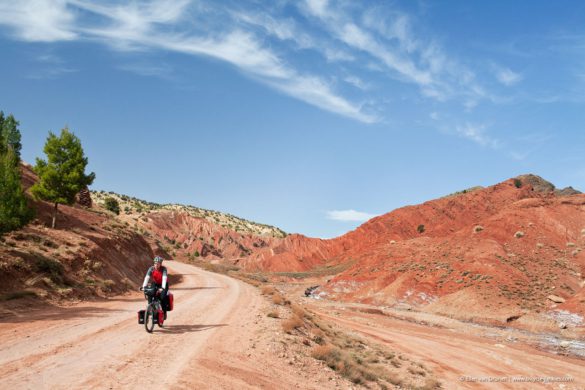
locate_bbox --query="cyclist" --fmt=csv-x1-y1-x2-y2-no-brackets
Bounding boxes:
141,256,169,319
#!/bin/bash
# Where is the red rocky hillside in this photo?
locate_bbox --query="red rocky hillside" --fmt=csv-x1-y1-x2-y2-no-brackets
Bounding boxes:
0,165,155,303
244,175,585,325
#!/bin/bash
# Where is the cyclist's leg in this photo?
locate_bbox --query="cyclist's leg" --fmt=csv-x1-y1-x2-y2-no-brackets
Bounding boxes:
161,286,169,318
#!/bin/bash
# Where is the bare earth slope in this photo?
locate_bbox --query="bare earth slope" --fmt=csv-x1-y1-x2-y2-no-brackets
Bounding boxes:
0,261,347,390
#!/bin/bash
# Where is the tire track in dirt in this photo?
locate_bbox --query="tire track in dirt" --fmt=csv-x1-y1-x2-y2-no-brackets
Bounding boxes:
0,262,252,389
314,309,585,389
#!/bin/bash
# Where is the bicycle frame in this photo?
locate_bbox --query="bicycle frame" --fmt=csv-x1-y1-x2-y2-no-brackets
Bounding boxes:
142,286,164,333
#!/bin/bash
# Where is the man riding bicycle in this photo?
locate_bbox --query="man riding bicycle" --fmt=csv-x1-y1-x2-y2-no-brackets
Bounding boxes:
141,256,169,319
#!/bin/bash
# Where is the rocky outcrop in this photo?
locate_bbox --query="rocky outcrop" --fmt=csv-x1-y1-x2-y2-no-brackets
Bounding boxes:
76,187,93,208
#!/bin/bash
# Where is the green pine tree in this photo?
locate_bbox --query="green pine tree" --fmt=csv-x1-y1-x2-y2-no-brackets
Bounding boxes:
0,111,32,234
31,127,96,228
0,112,22,159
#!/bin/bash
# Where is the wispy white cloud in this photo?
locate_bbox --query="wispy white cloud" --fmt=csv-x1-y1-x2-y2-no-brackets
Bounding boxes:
160,31,377,123
27,51,77,79
323,47,354,62
495,66,523,86
300,0,491,109
0,0,375,123
0,0,528,131
327,209,376,222
454,123,500,149
0,0,77,42
27,66,77,80
344,75,368,90
232,11,314,49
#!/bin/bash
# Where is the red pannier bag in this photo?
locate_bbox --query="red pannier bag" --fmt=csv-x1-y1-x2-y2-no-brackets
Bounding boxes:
167,292,174,311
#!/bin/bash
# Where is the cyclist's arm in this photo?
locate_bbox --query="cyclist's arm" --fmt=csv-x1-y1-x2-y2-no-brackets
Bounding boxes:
142,267,153,288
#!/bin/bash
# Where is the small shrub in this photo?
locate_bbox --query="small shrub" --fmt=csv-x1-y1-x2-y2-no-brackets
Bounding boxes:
267,310,279,318
473,225,484,233
103,279,115,289
312,344,338,361
513,178,522,188
103,197,120,215
514,231,525,238
272,293,284,305
282,315,304,333
417,224,425,234
0,290,37,301
420,378,442,390
291,303,307,318
35,256,63,276
408,366,426,376
91,261,103,271
121,277,133,288
261,285,275,295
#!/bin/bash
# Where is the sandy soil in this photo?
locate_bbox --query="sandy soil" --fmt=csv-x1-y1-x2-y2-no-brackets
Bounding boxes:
0,261,351,390
306,300,585,390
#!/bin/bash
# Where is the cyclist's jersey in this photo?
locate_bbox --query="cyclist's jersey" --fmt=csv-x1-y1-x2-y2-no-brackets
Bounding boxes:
142,266,168,289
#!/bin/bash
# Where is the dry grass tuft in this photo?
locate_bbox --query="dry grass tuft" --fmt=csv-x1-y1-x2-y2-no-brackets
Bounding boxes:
272,293,284,305
420,377,443,389
261,285,276,295
282,314,304,333
291,303,308,318
310,344,380,385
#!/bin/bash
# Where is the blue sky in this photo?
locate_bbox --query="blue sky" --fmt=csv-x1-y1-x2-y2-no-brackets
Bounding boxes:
1,1,585,238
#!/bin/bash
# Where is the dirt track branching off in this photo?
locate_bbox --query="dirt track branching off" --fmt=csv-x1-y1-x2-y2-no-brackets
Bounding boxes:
187,256,442,389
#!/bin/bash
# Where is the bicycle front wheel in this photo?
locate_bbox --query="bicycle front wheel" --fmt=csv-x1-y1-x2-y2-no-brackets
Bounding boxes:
145,305,155,333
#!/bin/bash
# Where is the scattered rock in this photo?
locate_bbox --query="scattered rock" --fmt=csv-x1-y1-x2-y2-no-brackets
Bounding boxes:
547,295,565,303
304,286,320,297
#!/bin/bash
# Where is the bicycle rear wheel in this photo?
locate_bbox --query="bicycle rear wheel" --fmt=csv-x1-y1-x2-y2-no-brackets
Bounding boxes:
145,305,155,333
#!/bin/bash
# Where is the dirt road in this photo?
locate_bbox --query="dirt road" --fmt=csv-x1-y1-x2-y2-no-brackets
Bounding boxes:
0,261,339,390
310,304,585,390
